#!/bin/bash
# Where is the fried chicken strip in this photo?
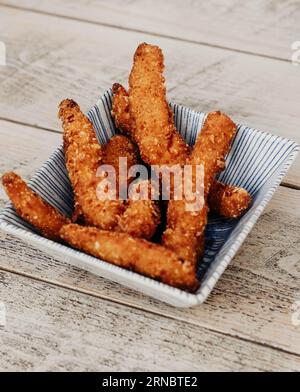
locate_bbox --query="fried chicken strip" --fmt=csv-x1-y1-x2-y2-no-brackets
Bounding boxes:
208,181,252,218
128,44,189,166
60,224,198,292
2,172,69,240
163,112,237,263
126,44,239,266
127,43,203,265
59,99,125,230
112,82,251,218
103,135,160,239
111,83,132,135
102,134,138,192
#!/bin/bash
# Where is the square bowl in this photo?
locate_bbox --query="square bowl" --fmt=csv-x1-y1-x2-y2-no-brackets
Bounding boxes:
0,89,299,307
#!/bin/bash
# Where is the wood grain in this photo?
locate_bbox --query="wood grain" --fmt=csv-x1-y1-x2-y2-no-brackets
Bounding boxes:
0,7,299,186
1,3,300,371
1,0,299,60
0,270,300,371
0,121,300,356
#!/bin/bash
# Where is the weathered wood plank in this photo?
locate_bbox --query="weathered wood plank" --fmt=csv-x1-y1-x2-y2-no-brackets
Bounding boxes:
0,120,300,355
1,0,299,60
0,7,299,185
0,270,300,371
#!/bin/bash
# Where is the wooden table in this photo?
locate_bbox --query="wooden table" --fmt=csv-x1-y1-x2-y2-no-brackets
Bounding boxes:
0,1,300,371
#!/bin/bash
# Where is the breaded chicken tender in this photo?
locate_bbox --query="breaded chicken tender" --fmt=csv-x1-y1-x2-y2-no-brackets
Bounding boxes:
117,199,160,240
59,99,126,230
60,224,198,292
111,83,132,135
128,43,189,166
208,181,252,218
60,102,160,239
103,135,160,239
2,172,68,240
163,112,237,263
117,179,161,240
112,82,251,219
102,134,139,192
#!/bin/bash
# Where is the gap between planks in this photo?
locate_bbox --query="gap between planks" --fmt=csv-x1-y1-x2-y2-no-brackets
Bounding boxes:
0,263,299,360
0,2,291,64
1,268,300,371
0,116,61,134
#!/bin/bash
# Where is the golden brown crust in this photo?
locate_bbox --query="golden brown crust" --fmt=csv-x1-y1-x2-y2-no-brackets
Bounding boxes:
163,112,237,263
2,172,68,240
111,83,132,134
59,99,126,230
102,134,139,192
102,135,160,239
128,43,189,166
60,224,199,292
117,199,161,240
190,112,237,197
209,180,252,218
126,45,236,264
60,101,160,239
163,202,208,265
127,43,207,264
112,83,249,219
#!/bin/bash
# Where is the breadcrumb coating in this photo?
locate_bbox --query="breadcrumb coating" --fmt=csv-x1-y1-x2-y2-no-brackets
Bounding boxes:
103,135,160,239
126,44,236,265
102,134,139,192
117,178,161,240
59,99,126,230
163,111,237,264
112,82,251,219
209,181,252,218
111,83,132,135
2,172,69,240
128,43,189,166
116,199,161,240
60,224,199,292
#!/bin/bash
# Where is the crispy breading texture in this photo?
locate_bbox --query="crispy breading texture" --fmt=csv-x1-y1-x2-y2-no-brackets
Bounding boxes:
117,177,161,240
102,134,139,192
103,135,160,239
127,44,236,264
60,224,198,292
117,199,160,240
111,83,132,135
128,43,189,166
112,82,250,219
209,181,252,218
59,99,125,230
190,112,237,197
2,172,68,240
163,112,237,263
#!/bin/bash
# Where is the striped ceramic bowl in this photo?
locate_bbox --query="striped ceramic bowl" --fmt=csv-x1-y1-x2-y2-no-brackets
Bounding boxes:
0,89,299,307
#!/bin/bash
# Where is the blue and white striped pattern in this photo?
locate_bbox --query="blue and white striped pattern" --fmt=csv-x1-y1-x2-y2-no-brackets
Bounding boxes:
0,89,299,307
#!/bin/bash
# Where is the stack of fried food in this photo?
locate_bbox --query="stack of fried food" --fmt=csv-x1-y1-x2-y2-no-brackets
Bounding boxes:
2,43,251,292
